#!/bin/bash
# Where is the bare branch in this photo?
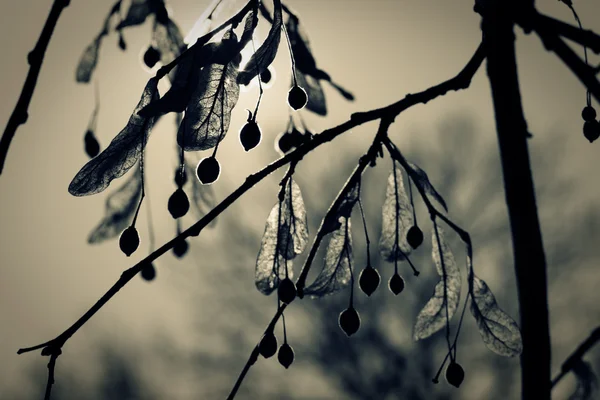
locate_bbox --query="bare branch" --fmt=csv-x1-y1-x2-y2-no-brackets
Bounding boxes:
551,326,600,388
532,12,600,54
0,0,70,175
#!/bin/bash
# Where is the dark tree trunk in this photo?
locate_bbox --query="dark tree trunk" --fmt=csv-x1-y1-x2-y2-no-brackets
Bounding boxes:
483,6,551,400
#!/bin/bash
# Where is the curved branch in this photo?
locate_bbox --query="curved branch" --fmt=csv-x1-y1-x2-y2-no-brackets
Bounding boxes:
0,0,70,175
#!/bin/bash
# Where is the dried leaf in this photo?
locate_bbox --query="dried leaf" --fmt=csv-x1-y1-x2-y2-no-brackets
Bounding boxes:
296,71,326,116
469,274,523,357
278,179,309,259
69,79,159,196
286,17,317,73
379,165,414,262
116,0,153,30
303,217,353,297
413,226,461,340
87,166,142,243
569,360,599,400
177,37,241,151
255,179,308,295
76,37,102,83
237,0,282,85
154,18,185,66
406,160,448,212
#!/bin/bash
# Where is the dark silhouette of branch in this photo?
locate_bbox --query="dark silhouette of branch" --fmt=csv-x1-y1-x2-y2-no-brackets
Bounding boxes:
17,39,484,360
532,15,600,103
483,5,551,399
224,46,485,399
43,350,60,400
533,12,600,54
0,0,70,175
551,326,600,388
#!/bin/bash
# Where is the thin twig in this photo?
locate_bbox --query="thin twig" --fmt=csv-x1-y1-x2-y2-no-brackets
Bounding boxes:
0,0,70,175
18,42,486,400
551,326,600,388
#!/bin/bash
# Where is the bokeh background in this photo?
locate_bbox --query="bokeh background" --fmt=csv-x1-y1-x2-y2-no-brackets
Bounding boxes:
1,0,600,399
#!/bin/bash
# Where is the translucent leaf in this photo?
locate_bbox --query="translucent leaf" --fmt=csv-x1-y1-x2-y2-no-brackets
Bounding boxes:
185,155,216,226
154,18,185,66
286,17,317,74
87,166,142,243
76,37,102,83
277,179,309,259
406,160,448,212
379,165,414,262
413,226,461,340
303,217,353,297
469,274,523,357
255,178,308,295
296,71,326,116
177,64,240,150
569,360,599,400
237,0,282,85
69,79,159,196
322,180,359,236
116,0,153,30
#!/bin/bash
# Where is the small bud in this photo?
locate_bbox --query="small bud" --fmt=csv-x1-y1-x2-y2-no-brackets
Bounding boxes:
84,130,100,158
388,273,405,295
406,225,424,249
277,343,294,369
583,120,600,143
259,332,278,359
338,306,361,337
358,266,380,296
143,46,161,68
168,188,190,219
445,362,465,388
119,226,139,257
172,238,189,258
582,106,597,122
287,85,308,111
196,156,221,185
140,263,156,281
277,278,297,304
239,120,262,151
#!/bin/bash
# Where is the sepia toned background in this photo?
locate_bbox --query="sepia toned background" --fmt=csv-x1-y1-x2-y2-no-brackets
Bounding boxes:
1,0,599,398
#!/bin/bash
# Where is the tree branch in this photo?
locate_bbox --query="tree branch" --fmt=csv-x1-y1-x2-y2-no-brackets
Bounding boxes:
551,326,600,388
18,40,484,400
531,12,600,54
225,44,485,399
532,15,600,103
0,0,70,175
484,8,551,400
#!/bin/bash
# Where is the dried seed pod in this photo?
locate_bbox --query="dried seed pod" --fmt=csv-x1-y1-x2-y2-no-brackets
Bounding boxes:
239,120,262,152
388,273,405,295
359,266,380,297
172,238,189,258
259,331,278,359
140,263,156,281
119,226,139,257
277,278,297,304
143,46,161,68
287,85,308,110
196,156,221,185
168,188,190,219
445,362,465,388
277,343,294,369
84,130,100,158
583,120,600,143
174,167,187,187
406,225,424,249
338,306,361,337
582,106,597,122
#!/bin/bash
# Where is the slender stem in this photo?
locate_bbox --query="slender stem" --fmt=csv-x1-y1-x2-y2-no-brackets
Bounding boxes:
357,196,371,266
44,352,59,400
432,218,453,360
0,0,70,175
19,43,485,400
484,9,551,400
551,326,600,388
281,18,297,87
